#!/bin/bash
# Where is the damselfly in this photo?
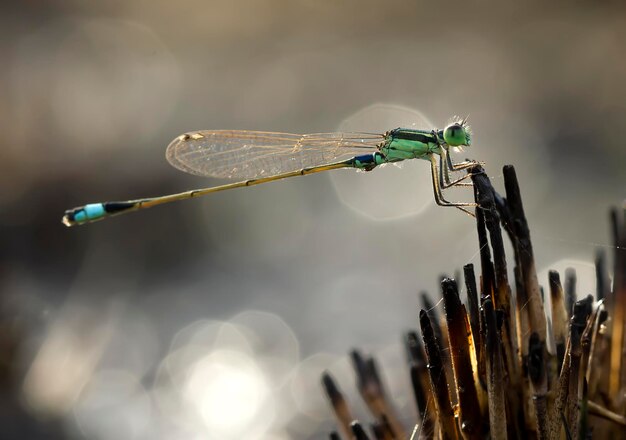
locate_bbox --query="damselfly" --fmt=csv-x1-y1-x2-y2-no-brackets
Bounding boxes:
62,118,479,226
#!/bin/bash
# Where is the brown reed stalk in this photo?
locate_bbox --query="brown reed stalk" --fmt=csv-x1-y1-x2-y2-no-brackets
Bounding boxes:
481,295,506,440
441,279,482,439
322,372,354,439
609,207,626,411
420,310,458,440
350,350,406,439
549,271,568,375
405,331,435,437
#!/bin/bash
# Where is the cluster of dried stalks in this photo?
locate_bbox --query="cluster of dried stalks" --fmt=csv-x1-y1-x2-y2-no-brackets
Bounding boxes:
323,166,625,439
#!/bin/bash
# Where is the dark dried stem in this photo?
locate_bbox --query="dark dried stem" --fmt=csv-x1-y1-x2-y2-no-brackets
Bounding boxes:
322,372,354,439
442,278,483,439
420,310,458,440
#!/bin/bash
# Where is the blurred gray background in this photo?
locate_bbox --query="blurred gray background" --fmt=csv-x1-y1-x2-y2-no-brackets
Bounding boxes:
1,1,625,438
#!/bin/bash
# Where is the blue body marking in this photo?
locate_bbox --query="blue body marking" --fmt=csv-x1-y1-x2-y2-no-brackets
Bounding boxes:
74,203,106,222
352,153,385,170
354,153,376,163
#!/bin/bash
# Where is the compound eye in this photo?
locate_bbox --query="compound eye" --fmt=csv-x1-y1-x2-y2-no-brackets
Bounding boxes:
443,123,468,146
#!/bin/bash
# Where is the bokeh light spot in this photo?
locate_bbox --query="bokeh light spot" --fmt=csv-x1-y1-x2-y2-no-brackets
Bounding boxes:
331,104,436,220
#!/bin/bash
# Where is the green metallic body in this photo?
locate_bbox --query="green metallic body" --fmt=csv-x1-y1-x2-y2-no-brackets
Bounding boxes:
351,128,443,171
382,128,442,162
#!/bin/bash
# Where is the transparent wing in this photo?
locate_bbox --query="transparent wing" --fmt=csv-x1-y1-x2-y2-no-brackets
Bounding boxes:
166,130,384,179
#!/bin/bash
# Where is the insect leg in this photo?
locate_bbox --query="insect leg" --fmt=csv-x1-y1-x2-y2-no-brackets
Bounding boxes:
429,154,477,217
439,147,477,187
439,151,474,188
445,148,483,171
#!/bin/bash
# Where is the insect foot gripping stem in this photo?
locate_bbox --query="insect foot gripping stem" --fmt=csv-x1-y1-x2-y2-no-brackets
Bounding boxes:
62,201,136,226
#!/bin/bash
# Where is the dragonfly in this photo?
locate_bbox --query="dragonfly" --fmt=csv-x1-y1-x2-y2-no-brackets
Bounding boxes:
62,118,480,226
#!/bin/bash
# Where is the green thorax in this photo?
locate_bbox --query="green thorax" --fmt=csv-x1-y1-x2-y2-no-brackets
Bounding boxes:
381,128,443,162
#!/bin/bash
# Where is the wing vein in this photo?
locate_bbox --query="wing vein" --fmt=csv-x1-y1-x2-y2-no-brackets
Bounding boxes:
166,130,383,179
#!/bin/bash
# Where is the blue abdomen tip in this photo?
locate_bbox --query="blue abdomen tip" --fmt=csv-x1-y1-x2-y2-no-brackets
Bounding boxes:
75,203,106,222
